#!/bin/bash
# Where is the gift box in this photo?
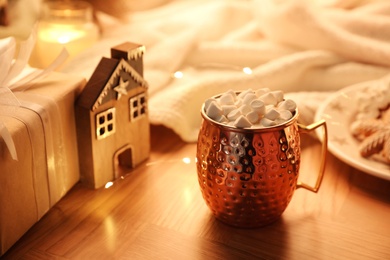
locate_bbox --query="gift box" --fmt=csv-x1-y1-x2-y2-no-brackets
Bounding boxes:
0,71,86,256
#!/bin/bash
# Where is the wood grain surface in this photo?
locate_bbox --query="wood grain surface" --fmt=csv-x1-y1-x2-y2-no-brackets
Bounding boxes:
3,125,390,259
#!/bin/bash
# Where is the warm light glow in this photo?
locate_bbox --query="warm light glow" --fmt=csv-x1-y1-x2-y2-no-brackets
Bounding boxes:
105,181,113,189
146,157,196,166
64,9,73,17
182,157,191,164
103,216,116,252
173,71,184,78
57,35,71,44
243,67,252,75
30,22,99,69
39,25,87,44
183,187,192,206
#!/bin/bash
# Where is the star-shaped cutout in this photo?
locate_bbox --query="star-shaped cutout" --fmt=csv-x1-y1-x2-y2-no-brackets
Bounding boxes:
113,77,128,100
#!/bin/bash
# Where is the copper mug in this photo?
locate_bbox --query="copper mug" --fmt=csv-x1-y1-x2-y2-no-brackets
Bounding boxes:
196,96,327,228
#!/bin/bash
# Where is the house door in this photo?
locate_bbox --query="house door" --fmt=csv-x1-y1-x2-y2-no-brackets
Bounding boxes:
113,144,133,178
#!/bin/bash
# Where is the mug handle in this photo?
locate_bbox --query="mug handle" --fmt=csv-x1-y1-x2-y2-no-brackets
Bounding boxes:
296,119,328,193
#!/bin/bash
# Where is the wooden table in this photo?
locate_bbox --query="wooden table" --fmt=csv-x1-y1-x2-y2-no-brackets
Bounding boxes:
3,125,390,259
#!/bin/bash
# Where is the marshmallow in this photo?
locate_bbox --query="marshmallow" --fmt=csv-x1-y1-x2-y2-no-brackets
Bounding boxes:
221,105,236,115
242,93,257,104
234,98,243,107
278,99,296,112
237,89,253,100
260,117,277,127
275,118,287,125
250,99,266,115
206,100,223,120
271,90,284,103
279,110,293,120
219,92,235,105
204,88,297,128
255,88,271,97
234,115,252,128
225,89,237,97
227,109,241,121
239,104,252,115
247,111,260,124
259,92,278,106
204,98,215,111
265,107,280,120
215,115,228,124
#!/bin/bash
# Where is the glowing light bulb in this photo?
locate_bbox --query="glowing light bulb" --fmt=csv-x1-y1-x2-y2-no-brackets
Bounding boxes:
173,71,184,79
105,181,113,189
182,157,191,164
243,67,252,75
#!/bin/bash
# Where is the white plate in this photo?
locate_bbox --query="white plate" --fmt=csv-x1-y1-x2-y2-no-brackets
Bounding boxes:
315,81,390,181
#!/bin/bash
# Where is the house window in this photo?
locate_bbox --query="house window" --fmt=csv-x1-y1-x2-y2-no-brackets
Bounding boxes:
96,108,116,140
129,92,147,121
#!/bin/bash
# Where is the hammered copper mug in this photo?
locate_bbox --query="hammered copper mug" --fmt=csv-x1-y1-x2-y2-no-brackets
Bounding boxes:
196,97,327,228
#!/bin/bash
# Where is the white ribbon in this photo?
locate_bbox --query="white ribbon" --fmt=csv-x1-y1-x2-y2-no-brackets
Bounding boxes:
0,32,69,160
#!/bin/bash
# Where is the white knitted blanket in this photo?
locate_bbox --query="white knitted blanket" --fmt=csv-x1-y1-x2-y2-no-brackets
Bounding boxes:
62,0,390,142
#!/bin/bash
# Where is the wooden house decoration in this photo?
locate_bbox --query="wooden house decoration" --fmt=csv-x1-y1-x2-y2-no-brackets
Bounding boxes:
75,42,150,189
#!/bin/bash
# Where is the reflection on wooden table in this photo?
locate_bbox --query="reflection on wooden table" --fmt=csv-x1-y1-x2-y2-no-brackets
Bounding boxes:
3,125,390,259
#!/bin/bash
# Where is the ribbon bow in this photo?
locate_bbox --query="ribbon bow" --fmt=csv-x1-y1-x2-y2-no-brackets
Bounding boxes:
0,32,69,160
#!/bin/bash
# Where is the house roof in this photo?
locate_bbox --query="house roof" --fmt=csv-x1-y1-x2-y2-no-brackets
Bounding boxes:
77,57,148,111
92,59,148,110
77,57,119,110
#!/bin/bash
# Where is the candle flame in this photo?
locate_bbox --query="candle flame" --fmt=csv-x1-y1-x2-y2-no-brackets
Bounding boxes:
58,35,70,44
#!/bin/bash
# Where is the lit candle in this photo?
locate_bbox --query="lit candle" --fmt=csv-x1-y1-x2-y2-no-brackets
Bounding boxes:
29,1,99,69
